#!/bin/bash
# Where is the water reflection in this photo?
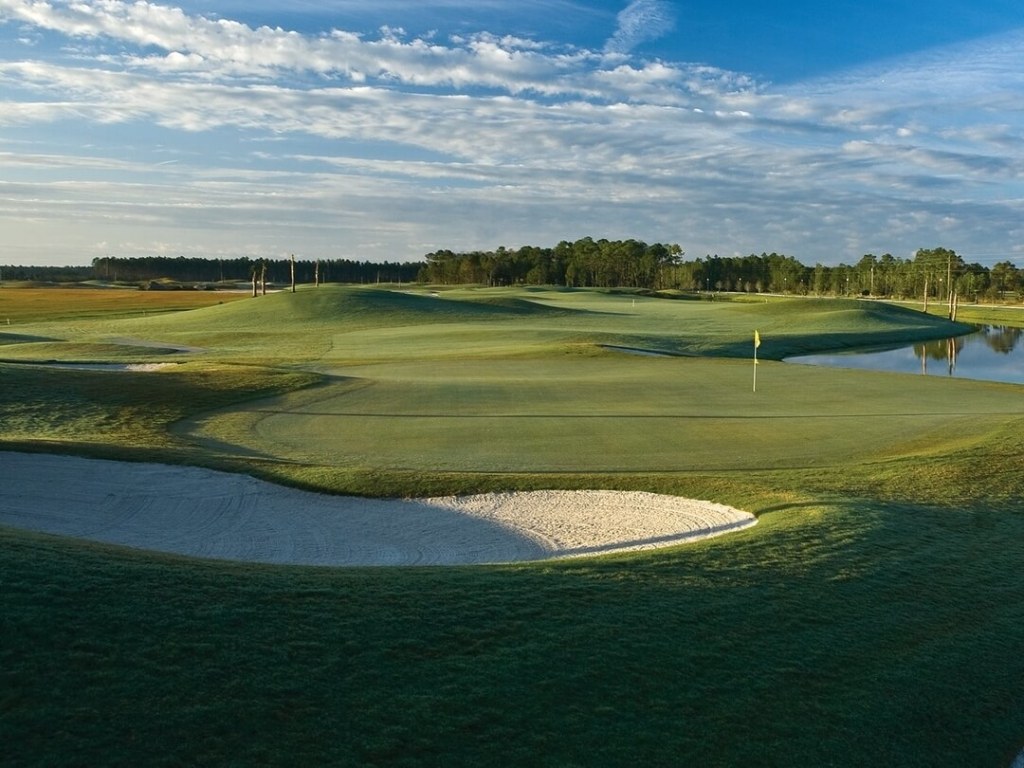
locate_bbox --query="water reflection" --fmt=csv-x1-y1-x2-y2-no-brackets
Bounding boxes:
979,325,1023,354
789,326,1024,385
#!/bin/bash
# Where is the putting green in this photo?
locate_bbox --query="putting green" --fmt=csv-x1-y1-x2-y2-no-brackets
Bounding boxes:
186,354,1024,473
9,284,1020,479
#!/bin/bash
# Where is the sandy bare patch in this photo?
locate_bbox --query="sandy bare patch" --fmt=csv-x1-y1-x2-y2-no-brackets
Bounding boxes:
0,452,756,566
36,362,174,371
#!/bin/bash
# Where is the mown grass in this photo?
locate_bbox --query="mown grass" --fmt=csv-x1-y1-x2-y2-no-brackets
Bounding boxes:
7,285,965,364
0,285,246,324
928,302,1024,327
0,362,320,464
2,285,1024,766
186,355,1024,478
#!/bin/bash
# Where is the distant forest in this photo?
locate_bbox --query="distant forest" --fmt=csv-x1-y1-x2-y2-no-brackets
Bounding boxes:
422,240,1022,301
2,241,1021,301
0,257,418,286
88,256,420,286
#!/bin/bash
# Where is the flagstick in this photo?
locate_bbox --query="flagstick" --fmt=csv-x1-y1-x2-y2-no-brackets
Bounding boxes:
753,330,760,393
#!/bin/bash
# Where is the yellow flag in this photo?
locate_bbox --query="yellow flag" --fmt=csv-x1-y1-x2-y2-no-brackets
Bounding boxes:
754,330,761,348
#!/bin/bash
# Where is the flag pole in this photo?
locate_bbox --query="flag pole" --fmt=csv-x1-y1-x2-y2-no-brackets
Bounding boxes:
753,330,760,393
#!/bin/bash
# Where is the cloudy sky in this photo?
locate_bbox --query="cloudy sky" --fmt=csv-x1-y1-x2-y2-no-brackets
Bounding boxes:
1,0,1022,267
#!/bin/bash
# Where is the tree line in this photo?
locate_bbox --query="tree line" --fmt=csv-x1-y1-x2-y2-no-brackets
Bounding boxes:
420,241,1023,301
88,256,420,286
3,244,1021,302
419,238,684,288
0,265,93,282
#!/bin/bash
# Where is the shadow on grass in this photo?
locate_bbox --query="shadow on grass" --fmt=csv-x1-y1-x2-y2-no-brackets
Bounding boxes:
0,332,58,345
3,494,1023,766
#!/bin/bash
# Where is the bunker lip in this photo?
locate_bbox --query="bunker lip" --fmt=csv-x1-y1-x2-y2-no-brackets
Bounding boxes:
600,344,677,357
102,336,206,353
0,452,756,567
4,361,177,371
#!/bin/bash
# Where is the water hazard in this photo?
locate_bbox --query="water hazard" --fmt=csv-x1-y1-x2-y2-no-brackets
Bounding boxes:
788,326,1024,385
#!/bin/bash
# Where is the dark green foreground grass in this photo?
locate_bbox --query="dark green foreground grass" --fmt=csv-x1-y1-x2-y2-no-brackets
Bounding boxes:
4,500,1024,767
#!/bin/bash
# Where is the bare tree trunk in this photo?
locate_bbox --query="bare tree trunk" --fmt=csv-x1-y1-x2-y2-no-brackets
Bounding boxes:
290,254,296,293
251,267,257,298
947,251,952,302
315,259,320,287
260,261,267,296
923,277,929,312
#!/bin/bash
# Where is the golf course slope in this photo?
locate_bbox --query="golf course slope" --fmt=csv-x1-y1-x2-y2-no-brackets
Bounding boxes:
0,452,756,566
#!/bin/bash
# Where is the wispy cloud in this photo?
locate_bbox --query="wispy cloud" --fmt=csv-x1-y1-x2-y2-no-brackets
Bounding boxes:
0,0,1021,265
604,0,676,55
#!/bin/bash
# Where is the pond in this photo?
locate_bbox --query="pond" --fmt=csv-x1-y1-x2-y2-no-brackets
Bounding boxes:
787,326,1024,385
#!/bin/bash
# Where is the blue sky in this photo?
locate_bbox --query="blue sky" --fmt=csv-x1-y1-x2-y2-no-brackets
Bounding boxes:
1,0,1022,267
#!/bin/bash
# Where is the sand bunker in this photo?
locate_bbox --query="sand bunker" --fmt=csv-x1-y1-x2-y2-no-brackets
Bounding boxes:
34,362,175,371
0,452,756,566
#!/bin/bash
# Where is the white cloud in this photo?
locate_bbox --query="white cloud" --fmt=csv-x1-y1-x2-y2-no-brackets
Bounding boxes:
1,0,604,95
0,1,1021,266
603,0,675,55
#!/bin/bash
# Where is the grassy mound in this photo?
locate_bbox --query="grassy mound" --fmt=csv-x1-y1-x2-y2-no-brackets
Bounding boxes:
142,285,573,331
754,298,972,357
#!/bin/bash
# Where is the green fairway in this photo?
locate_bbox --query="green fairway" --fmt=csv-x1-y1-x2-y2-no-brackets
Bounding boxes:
12,284,972,364
3,284,1024,766
167,287,1023,489
187,356,1024,475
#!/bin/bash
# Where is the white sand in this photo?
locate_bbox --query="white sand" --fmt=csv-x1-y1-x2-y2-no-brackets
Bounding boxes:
0,452,756,566
40,362,174,371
